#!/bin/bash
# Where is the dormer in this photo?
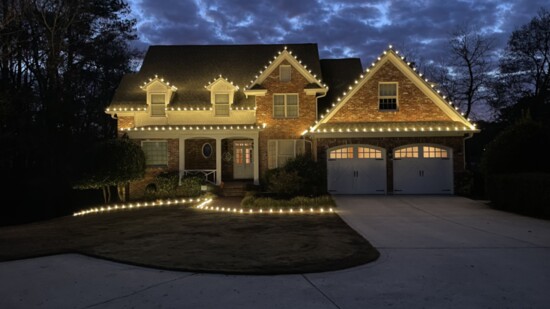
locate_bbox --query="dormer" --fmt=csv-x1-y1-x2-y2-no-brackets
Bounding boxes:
140,75,177,117
244,48,328,97
205,76,239,116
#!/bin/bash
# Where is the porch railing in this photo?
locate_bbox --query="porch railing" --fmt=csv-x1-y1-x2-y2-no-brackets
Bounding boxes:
182,169,216,184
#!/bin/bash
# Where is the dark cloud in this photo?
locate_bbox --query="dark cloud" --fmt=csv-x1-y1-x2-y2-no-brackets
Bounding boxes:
128,0,549,68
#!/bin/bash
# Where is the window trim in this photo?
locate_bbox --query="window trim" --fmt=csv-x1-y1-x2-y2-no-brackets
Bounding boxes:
279,65,291,82
267,139,309,169
273,93,299,118
202,143,213,159
378,82,398,111
150,93,167,117
141,140,168,166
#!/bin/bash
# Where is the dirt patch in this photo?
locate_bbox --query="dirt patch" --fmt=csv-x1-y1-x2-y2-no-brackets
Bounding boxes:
0,198,379,274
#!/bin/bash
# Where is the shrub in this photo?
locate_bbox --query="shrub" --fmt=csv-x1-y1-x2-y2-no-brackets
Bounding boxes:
264,155,327,198
240,193,336,209
176,176,203,197
486,173,550,217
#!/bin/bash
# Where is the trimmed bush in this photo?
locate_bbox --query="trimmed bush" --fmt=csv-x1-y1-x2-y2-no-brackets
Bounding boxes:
486,173,550,217
145,172,203,199
264,155,327,198
176,176,203,197
240,192,336,209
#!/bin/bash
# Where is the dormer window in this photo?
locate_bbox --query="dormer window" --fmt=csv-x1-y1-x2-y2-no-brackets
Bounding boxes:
379,82,398,110
150,94,166,117
215,93,230,116
280,65,291,82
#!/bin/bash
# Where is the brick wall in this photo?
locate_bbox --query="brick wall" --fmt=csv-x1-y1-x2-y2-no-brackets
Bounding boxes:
256,60,318,175
184,139,216,169
128,138,179,199
329,61,452,123
117,116,135,130
315,136,465,192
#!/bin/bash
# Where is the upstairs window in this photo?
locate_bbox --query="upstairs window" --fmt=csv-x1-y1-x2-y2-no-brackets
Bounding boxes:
273,94,298,118
214,93,230,116
151,94,166,117
280,65,291,82
379,83,397,110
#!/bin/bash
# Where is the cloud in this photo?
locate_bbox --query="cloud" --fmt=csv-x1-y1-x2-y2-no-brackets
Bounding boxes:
128,0,549,68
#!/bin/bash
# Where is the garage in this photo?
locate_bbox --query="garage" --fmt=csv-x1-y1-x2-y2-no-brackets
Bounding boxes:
327,145,386,194
393,144,453,194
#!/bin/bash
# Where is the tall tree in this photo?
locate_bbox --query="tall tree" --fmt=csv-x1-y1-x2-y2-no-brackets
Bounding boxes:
494,8,550,122
443,27,494,119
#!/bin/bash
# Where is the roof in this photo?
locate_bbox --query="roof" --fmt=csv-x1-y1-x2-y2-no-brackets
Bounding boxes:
110,44,322,109
318,58,364,114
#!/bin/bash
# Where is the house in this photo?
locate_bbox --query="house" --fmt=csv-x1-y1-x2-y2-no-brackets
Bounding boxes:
106,43,479,198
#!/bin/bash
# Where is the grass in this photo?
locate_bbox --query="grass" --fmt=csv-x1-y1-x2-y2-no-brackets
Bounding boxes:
0,197,379,274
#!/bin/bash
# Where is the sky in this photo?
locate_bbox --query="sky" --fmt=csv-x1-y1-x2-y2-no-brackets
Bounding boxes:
126,0,548,119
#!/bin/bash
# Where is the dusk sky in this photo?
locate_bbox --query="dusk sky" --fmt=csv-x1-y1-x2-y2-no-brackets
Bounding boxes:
127,0,547,120
128,0,547,67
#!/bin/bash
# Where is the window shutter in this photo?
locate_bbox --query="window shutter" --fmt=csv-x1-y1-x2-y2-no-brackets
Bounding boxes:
268,140,277,169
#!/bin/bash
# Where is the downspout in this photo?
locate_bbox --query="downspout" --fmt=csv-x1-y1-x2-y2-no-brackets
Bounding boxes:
462,132,474,169
310,91,328,162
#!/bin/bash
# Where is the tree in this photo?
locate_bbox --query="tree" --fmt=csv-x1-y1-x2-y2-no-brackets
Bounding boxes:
74,139,145,203
439,27,494,119
496,8,550,116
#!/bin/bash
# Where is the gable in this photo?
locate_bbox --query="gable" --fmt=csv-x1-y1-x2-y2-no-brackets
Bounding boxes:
313,48,475,131
328,60,451,123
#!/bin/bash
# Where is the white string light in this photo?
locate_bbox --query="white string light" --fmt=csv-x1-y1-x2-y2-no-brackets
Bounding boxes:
73,198,209,217
195,203,335,215
121,124,266,132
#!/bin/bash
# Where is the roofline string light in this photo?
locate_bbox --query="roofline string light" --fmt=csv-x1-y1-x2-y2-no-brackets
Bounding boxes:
140,74,178,91
307,44,476,134
308,125,476,134
204,74,240,90
120,123,267,132
246,46,329,91
73,198,210,217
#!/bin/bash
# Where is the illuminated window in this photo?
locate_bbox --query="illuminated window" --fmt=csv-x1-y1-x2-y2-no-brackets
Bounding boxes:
214,93,229,116
394,146,419,158
423,146,448,158
268,140,307,168
150,94,166,117
357,147,382,159
142,141,168,166
379,82,397,110
280,65,291,82
329,147,354,160
273,94,298,118
234,141,252,165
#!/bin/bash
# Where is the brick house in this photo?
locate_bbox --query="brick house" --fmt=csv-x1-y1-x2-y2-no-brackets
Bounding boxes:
106,43,478,198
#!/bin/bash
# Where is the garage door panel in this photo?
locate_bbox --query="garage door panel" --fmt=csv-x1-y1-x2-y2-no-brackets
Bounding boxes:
327,145,387,195
393,145,453,195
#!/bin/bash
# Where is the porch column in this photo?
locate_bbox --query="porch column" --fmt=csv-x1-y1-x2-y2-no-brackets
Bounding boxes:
179,137,185,184
216,137,222,185
253,134,259,185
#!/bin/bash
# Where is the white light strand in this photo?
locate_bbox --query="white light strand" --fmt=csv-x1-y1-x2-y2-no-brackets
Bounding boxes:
140,74,178,91
204,75,240,90
121,124,267,132
195,204,335,215
73,198,209,217
106,107,147,112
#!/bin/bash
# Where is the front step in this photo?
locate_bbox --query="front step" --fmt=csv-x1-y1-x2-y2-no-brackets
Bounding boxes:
220,181,250,197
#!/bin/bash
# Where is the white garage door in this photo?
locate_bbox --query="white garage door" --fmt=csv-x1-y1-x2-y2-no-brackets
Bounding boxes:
327,145,386,194
393,145,453,194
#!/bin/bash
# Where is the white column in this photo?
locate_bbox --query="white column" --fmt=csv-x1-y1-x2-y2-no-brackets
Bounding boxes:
253,134,259,185
216,137,222,185
179,137,185,185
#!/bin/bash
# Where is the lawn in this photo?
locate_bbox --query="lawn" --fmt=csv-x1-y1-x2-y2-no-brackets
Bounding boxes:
0,197,379,274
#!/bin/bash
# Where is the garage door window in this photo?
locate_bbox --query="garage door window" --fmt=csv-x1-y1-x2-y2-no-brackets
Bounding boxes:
329,147,354,160
358,147,382,159
423,146,448,158
394,146,419,158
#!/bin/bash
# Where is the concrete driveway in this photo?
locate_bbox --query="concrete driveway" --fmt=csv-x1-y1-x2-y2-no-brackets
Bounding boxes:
1,196,550,308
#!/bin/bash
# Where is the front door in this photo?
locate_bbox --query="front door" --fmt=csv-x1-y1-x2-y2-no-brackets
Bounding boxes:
233,140,253,179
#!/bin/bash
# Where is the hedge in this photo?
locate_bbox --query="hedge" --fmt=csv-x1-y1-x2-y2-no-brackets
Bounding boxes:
486,173,550,217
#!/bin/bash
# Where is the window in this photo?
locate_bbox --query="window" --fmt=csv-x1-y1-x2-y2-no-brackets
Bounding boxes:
273,94,298,118
379,83,397,110
329,147,354,160
394,146,419,158
214,93,229,116
151,94,166,117
280,65,291,82
357,147,382,159
423,146,448,158
268,139,308,168
142,141,168,166
202,143,212,158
